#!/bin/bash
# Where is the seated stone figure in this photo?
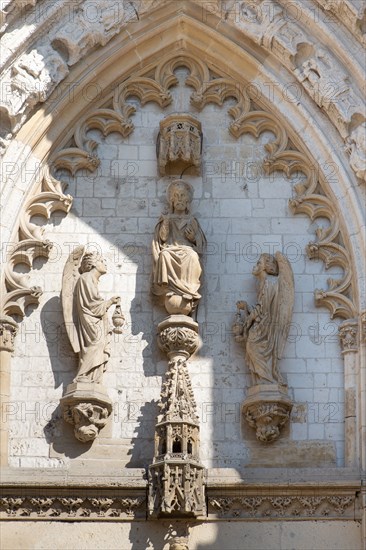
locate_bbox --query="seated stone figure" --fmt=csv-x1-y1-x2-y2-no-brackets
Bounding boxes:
152,180,206,316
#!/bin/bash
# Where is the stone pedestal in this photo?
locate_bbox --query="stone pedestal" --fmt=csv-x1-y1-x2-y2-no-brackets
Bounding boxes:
60,382,112,443
242,384,293,443
149,314,205,518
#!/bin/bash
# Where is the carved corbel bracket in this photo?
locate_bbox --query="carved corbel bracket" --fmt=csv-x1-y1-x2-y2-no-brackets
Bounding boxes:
158,315,200,360
243,384,293,443
60,383,112,443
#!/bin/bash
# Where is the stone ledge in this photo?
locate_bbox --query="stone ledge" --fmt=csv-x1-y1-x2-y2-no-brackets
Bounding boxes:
1,466,362,488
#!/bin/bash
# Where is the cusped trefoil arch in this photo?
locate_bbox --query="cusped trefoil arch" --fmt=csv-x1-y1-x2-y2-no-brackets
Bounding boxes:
0,52,358,335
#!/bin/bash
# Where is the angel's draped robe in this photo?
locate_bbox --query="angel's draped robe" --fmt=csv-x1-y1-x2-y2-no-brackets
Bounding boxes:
152,214,205,300
245,278,284,385
74,272,111,382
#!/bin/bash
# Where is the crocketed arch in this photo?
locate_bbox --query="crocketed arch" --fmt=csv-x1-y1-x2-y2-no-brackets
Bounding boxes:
1,9,364,323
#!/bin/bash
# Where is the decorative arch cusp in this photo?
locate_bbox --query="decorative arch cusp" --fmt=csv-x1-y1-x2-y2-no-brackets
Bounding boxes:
1,43,360,332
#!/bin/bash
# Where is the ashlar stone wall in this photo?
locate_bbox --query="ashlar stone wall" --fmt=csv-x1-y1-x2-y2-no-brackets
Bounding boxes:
8,68,345,470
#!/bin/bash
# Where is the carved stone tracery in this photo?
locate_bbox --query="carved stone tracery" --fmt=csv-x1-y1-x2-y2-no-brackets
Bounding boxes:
1,1,364,187
0,166,72,324
0,51,359,359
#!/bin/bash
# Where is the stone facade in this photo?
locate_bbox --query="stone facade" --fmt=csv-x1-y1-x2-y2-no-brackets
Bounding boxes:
0,2,365,549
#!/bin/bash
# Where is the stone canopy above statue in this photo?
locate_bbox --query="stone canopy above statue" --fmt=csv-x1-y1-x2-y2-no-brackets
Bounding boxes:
157,113,202,176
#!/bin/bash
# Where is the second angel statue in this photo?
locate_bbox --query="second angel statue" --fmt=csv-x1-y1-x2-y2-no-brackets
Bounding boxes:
233,252,295,443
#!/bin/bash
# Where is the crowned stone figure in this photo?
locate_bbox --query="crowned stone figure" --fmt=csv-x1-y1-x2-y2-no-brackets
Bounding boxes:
152,179,206,316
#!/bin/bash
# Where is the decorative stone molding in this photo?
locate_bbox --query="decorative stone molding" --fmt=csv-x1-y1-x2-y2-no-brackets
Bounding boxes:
0,495,145,520
158,318,200,360
294,45,365,140
339,319,359,353
0,489,360,521
0,0,38,34
157,113,202,176
0,317,18,353
208,494,356,520
0,166,71,321
314,0,366,46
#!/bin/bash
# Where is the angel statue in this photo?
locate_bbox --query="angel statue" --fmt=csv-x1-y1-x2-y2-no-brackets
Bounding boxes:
233,252,294,387
152,179,206,316
61,246,122,384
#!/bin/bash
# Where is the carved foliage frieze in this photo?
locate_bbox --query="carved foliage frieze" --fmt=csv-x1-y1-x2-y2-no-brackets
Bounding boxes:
0,495,145,520
208,494,357,519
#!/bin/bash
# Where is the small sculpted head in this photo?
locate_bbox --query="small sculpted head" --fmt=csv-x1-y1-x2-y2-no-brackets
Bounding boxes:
74,424,99,443
168,180,193,214
169,537,189,550
79,252,107,275
252,253,279,277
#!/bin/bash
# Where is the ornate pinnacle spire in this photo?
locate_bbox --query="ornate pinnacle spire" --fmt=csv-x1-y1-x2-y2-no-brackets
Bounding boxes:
158,356,199,425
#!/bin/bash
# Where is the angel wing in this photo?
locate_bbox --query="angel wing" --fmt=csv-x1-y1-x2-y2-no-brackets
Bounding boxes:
274,251,295,360
61,245,85,354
